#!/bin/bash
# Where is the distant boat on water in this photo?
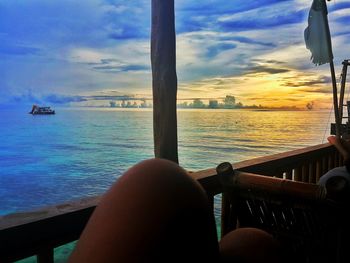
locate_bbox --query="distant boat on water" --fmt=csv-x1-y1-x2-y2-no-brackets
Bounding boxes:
29,105,55,115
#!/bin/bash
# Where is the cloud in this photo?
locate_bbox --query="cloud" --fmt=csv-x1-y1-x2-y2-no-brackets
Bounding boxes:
175,0,298,33
297,86,333,94
0,44,40,56
85,94,149,101
329,2,350,12
246,65,290,75
175,30,284,82
206,43,237,58
1,1,105,49
92,64,149,72
89,58,150,73
4,90,150,106
107,19,150,40
0,0,150,55
43,94,87,104
179,1,306,33
5,91,87,105
283,76,332,88
334,15,350,25
9,92,42,105
221,36,276,47
67,44,151,76
218,9,305,32
102,1,151,40
253,59,286,65
1,0,350,109
175,0,291,18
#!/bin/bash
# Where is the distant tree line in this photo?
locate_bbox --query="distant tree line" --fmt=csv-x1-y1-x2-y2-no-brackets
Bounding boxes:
109,99,152,108
108,95,299,110
177,95,264,109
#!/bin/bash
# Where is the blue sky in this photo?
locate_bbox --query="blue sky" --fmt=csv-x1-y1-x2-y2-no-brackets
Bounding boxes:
1,0,350,108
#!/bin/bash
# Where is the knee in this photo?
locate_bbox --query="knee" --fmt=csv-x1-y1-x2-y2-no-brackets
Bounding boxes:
220,228,283,263
109,158,208,207
80,158,218,261
120,158,190,186
70,159,218,262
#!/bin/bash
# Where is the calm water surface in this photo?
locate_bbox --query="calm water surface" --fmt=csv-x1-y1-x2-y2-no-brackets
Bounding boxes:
0,107,332,215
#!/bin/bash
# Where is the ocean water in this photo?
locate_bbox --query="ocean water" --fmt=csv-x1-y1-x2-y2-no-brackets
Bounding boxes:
0,107,332,216
1,107,334,262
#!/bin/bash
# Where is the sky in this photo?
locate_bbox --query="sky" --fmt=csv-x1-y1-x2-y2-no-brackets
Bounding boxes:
1,0,350,108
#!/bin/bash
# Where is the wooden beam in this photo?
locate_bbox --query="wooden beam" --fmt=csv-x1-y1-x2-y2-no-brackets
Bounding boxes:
151,0,179,163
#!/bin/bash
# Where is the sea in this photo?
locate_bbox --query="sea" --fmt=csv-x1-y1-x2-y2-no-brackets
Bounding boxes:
0,107,334,262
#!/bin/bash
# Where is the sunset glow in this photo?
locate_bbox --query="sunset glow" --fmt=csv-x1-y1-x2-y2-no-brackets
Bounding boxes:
1,0,350,109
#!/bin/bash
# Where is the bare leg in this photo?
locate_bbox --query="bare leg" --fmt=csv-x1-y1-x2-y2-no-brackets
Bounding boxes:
219,228,283,263
69,158,219,263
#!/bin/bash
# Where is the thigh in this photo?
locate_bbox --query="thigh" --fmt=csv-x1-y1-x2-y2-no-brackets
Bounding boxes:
69,158,219,263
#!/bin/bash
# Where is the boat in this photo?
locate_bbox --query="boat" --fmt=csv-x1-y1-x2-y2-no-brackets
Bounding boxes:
29,105,55,115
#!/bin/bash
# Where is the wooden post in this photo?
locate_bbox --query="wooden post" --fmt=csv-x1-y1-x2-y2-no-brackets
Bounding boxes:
151,0,179,163
339,60,349,123
330,60,341,137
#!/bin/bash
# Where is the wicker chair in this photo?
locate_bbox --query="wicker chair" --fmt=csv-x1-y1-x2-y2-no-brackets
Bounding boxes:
217,162,350,263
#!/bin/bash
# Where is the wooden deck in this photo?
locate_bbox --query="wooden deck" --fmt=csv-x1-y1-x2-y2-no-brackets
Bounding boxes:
0,142,342,262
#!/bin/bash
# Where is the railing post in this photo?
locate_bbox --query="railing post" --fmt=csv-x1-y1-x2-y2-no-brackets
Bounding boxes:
322,156,328,175
302,163,309,183
294,167,302,181
316,160,322,183
309,162,315,183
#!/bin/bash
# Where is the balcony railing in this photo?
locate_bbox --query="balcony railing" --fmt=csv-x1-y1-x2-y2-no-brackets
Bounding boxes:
0,142,341,262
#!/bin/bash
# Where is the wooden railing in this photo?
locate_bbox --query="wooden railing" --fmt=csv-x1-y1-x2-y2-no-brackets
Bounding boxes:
0,143,340,262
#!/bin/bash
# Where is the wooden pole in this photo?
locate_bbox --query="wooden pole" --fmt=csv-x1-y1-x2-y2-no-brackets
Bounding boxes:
151,0,179,163
330,61,341,137
339,60,349,120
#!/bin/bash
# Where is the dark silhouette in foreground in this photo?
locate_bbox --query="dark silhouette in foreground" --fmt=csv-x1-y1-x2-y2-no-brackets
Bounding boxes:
69,158,282,263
